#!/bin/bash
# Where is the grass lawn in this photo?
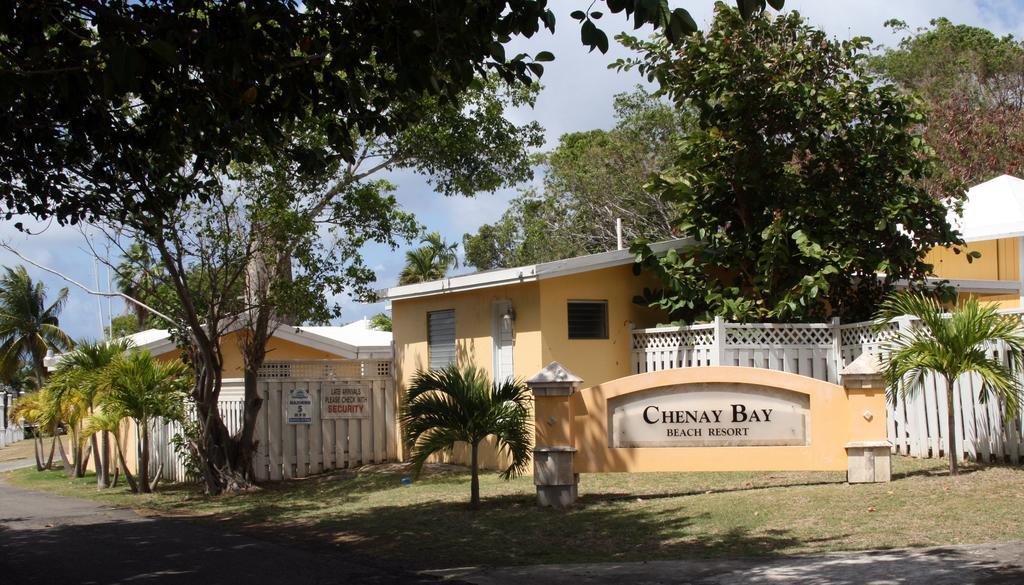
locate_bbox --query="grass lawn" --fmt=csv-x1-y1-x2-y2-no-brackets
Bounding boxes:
6,456,1024,569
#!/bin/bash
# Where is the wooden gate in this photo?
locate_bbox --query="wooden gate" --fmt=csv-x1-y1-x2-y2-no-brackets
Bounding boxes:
252,361,398,481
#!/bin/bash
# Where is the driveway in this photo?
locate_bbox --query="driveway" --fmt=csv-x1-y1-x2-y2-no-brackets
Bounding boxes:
0,477,438,584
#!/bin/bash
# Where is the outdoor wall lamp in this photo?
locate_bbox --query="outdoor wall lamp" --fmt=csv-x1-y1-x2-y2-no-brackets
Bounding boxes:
502,306,516,335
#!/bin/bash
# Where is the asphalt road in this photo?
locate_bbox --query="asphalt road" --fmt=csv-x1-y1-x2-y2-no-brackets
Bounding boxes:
0,477,438,585
4,473,1024,585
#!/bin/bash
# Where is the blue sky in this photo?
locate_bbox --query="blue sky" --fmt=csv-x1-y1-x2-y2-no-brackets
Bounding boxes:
3,0,1024,341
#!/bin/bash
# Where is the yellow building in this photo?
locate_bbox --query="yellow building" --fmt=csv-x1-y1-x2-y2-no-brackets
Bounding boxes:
383,175,1024,468
61,319,394,399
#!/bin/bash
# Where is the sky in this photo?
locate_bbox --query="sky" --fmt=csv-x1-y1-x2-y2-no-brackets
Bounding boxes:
3,0,1024,341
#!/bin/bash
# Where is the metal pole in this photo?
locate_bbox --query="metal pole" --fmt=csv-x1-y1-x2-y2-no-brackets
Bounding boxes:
616,218,623,251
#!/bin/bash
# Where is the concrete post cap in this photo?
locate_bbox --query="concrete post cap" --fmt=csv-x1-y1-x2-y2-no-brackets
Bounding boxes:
526,362,584,386
840,352,882,377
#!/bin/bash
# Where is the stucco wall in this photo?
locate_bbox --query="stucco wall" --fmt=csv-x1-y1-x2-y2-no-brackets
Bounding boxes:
926,237,1019,282
152,329,350,377
537,264,665,389
390,265,667,469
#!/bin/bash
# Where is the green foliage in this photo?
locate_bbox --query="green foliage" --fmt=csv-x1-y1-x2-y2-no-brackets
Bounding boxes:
402,365,532,507
399,233,461,286
463,88,686,270
617,6,960,323
369,313,392,333
106,314,143,339
0,1,559,224
2,1,766,225
0,265,73,384
871,18,1024,200
875,291,1024,474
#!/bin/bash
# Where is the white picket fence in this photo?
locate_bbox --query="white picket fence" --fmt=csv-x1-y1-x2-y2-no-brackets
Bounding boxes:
632,312,1024,463
150,359,397,483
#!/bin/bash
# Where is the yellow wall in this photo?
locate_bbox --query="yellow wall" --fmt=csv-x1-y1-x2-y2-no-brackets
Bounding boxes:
538,265,665,388
391,265,667,469
392,265,666,396
392,281,544,468
926,237,1019,282
153,329,349,376
563,367,886,473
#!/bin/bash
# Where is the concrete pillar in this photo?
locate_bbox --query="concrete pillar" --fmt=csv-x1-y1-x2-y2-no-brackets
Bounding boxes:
526,362,582,507
840,352,892,483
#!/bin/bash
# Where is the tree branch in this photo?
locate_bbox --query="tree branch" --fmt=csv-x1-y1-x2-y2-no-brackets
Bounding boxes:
0,241,179,327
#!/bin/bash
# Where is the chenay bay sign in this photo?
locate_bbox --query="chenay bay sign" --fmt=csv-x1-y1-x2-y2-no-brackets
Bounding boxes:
610,383,810,448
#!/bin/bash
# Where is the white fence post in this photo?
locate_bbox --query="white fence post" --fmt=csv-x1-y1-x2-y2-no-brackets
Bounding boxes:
711,316,726,366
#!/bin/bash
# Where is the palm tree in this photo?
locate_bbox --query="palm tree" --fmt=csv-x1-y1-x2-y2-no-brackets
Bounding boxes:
0,265,73,386
398,247,445,285
402,365,532,508
421,231,459,272
9,391,57,471
97,351,189,493
876,291,1024,475
114,243,162,331
83,406,136,492
397,232,460,285
50,339,133,485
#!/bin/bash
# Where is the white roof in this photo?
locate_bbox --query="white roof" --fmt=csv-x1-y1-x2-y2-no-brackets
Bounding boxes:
301,318,392,349
949,175,1024,242
382,238,696,302
45,320,391,369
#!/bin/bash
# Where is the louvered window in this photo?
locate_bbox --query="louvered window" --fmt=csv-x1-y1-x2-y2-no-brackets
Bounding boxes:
428,310,456,369
568,301,608,340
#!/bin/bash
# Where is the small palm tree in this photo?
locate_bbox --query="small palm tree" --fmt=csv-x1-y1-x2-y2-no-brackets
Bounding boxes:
402,365,532,508
0,265,73,385
9,391,57,471
876,291,1024,475
97,351,190,493
83,406,136,492
51,339,133,485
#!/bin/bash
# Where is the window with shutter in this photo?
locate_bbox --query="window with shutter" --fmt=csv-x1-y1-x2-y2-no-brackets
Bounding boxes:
567,301,608,340
428,309,456,369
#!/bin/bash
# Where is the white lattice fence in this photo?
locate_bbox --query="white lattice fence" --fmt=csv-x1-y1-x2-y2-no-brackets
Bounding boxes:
633,311,1024,462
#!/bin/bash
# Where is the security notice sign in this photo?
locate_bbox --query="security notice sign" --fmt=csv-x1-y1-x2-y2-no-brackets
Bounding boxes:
285,388,313,424
322,382,370,419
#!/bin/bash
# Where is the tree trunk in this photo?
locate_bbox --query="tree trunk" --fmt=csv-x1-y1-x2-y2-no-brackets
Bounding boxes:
98,431,111,488
946,378,959,476
56,431,73,476
138,417,151,493
33,435,44,471
78,435,92,478
470,440,480,509
114,433,138,493
44,434,56,470
92,434,106,487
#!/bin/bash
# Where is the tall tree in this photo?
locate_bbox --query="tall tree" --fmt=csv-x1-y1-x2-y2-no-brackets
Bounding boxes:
619,6,961,324
463,88,687,270
0,266,73,385
3,1,766,225
876,292,1024,475
871,18,1024,199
